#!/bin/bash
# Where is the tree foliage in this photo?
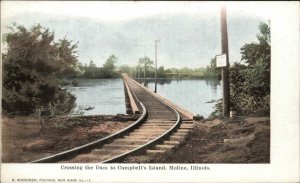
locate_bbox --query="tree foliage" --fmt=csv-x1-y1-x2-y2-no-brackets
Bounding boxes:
2,24,77,114
229,22,271,116
76,55,118,79
119,64,136,76
205,58,220,78
103,55,117,71
81,60,98,78
102,55,118,78
240,22,270,67
138,56,153,70
138,56,154,78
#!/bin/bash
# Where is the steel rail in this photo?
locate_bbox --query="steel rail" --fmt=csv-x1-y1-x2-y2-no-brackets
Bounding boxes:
101,75,181,163
31,77,147,163
31,74,181,163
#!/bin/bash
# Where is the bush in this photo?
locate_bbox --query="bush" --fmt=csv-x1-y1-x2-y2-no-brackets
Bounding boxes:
230,22,270,116
2,24,78,115
230,62,270,116
211,22,270,117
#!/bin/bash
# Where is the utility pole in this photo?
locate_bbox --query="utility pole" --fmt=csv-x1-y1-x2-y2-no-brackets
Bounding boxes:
220,5,230,117
143,46,146,86
143,60,146,86
137,63,141,82
154,40,159,93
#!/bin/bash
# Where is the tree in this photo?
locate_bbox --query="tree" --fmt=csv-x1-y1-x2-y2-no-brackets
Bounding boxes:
138,57,153,69
2,24,77,115
240,22,270,67
157,66,165,78
119,64,135,76
138,56,153,83
205,58,220,78
83,60,97,78
138,57,153,74
102,55,118,78
74,62,84,76
229,22,271,116
55,38,79,78
103,55,117,71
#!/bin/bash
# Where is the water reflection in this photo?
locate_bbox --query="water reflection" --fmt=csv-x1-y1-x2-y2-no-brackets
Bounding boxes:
71,78,222,118
71,79,126,115
205,79,221,95
137,78,222,118
137,78,220,88
134,78,172,86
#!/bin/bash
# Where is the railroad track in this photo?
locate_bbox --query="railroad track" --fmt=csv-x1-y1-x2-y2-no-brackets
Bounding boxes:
32,75,193,163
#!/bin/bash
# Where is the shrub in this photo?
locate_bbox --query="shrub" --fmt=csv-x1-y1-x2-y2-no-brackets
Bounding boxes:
211,22,270,117
2,24,78,115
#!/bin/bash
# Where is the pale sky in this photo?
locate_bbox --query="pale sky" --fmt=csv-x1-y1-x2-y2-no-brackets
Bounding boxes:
1,1,272,68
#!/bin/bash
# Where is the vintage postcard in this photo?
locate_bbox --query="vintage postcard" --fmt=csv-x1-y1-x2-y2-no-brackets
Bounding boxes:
1,1,299,183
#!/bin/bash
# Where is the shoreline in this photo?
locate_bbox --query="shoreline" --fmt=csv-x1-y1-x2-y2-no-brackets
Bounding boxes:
1,114,137,163
2,113,269,163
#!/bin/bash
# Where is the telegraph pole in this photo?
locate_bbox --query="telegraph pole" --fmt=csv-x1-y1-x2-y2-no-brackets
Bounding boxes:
220,5,230,117
137,64,140,82
143,60,146,86
154,40,159,93
144,46,147,86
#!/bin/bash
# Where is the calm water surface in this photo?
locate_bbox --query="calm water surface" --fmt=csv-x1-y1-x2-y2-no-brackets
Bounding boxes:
71,79,126,115
71,78,221,117
140,78,222,118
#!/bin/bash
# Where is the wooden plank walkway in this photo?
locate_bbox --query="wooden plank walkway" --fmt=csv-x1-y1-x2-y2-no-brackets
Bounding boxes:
32,74,195,163
124,74,194,121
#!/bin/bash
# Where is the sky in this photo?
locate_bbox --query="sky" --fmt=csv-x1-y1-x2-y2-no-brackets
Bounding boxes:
1,1,271,68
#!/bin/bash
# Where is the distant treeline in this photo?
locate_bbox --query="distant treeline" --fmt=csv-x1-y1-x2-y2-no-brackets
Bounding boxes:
120,65,218,79
75,55,119,79
74,59,219,80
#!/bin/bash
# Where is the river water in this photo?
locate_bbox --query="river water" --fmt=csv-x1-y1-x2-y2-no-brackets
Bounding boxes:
71,78,222,118
70,79,126,115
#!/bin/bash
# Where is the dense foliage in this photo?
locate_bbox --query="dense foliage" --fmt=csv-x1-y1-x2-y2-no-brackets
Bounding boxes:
230,61,270,115
74,55,218,80
230,23,270,116
137,56,154,80
103,55,118,78
75,55,119,79
2,24,78,115
205,58,220,79
232,22,270,116
212,22,270,117
118,58,218,79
